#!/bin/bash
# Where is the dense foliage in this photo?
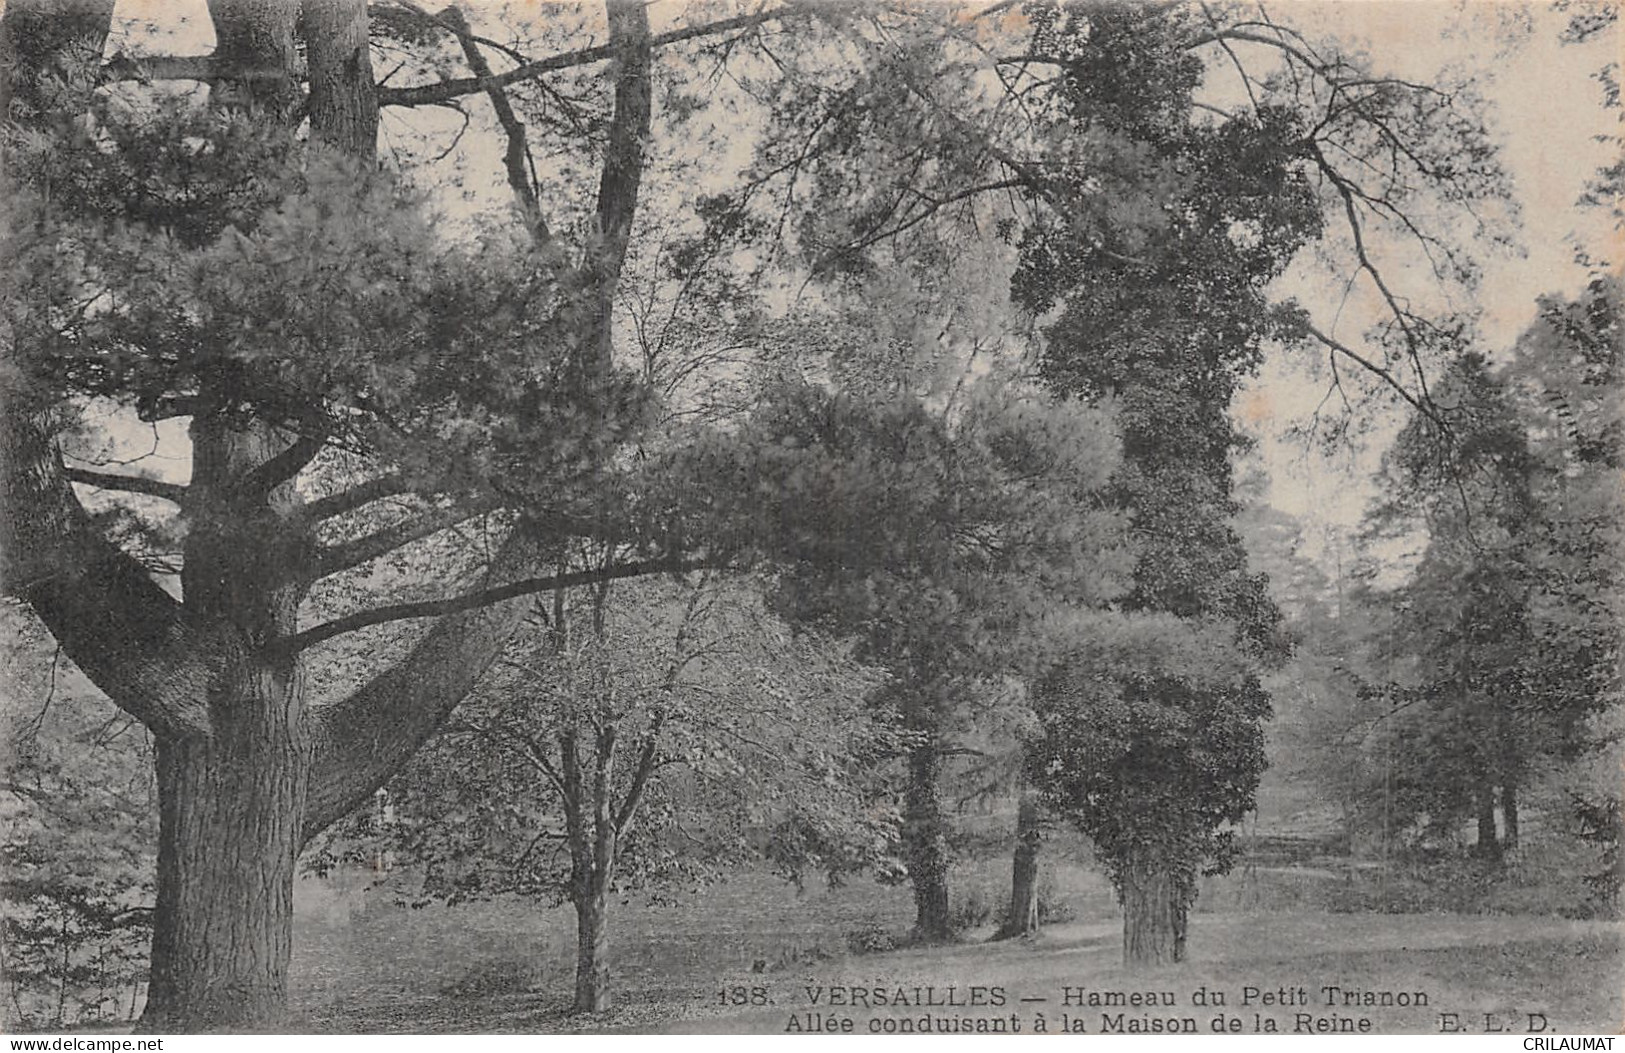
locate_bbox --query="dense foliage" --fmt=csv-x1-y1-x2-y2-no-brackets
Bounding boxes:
1350,280,1621,904
0,606,155,1028
0,0,1605,1028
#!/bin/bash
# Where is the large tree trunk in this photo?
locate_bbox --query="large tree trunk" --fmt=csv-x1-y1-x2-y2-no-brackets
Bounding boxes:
125,2,323,1026
903,731,952,942
994,787,1042,940
141,409,314,1031
1120,855,1186,967
143,665,309,1030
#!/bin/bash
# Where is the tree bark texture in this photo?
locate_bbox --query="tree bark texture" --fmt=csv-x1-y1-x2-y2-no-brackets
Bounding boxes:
562,719,622,1015
302,0,378,158
143,664,308,1030
119,0,329,1018
1120,855,1187,968
204,0,299,119
140,408,313,1030
573,883,612,1014
2,419,223,739
902,720,953,942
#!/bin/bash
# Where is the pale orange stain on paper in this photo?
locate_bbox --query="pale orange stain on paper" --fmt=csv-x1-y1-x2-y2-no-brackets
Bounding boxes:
1240,388,1274,427
949,1,1031,42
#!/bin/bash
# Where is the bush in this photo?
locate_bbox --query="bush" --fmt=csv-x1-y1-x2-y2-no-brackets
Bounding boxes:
949,886,994,934
844,923,896,955
1036,876,1075,924
2,611,157,1030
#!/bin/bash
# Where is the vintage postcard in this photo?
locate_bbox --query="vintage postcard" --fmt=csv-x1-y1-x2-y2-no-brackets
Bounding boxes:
0,0,1619,1038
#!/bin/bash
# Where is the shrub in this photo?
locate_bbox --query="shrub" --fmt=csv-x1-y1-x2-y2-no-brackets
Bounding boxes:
845,924,896,955
949,886,994,934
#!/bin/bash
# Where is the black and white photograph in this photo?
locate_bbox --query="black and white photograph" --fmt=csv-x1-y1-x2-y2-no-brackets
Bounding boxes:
0,0,1619,1037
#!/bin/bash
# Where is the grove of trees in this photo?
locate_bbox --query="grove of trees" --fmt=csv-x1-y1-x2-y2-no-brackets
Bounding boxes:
0,0,1614,1032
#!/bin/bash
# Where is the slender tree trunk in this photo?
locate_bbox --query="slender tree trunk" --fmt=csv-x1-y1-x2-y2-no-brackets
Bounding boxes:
1474,781,1501,862
994,786,1042,940
572,880,611,1014
902,718,952,941
561,710,621,1016
565,805,615,1012
575,722,619,1014
1120,854,1186,967
1501,782,1519,854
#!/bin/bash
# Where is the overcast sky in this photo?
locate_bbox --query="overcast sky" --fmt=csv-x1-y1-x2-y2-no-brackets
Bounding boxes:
1231,2,1618,570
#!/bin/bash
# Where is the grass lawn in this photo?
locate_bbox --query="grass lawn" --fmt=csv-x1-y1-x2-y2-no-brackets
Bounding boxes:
286,845,1623,1035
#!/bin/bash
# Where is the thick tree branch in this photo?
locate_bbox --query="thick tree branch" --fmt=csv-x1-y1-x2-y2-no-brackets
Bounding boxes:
64,465,189,504
301,473,414,521
596,0,651,253
302,529,547,842
374,9,782,109
371,2,531,66
280,556,714,654
1,0,226,745
311,501,494,578
3,420,221,741
569,0,655,381
102,8,789,106
613,709,664,836
101,52,274,86
238,429,326,499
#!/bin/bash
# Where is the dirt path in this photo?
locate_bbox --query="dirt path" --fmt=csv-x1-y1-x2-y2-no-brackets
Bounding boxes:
655,912,1623,1035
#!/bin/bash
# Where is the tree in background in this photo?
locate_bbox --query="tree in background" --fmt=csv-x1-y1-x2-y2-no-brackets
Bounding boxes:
0,0,1522,1023
1354,281,1619,897
698,374,1128,941
1509,279,1623,908
316,574,896,1013
1359,354,1546,860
